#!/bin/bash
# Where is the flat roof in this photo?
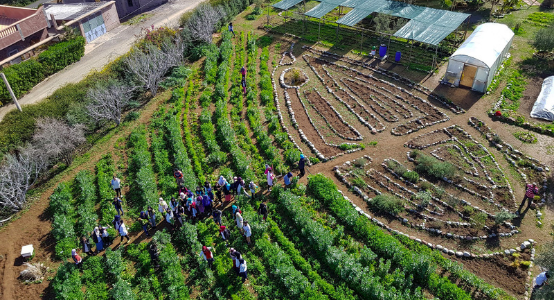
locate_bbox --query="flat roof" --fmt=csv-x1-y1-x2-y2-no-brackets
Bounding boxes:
43,2,104,21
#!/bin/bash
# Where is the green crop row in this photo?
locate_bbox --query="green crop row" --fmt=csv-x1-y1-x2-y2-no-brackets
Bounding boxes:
274,189,423,299
305,174,472,300
199,109,227,166
50,182,78,260
128,126,158,211
182,80,207,183
96,155,118,223
204,43,219,84
153,231,190,299
75,171,99,238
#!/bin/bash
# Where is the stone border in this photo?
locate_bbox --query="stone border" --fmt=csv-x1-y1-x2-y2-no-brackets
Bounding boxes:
279,67,309,89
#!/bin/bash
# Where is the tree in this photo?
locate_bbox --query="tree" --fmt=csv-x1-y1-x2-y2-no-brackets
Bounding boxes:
32,118,85,165
0,146,47,212
125,38,184,96
86,79,136,126
533,241,554,299
533,26,554,52
185,3,226,44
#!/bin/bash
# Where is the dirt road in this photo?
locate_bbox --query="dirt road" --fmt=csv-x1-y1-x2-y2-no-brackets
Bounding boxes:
0,0,204,121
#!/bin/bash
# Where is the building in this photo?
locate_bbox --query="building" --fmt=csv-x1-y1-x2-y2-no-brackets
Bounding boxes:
443,23,514,93
44,1,120,43
62,0,167,21
0,5,49,61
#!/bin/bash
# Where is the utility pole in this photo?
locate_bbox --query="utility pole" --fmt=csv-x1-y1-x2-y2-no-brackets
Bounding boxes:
0,73,21,112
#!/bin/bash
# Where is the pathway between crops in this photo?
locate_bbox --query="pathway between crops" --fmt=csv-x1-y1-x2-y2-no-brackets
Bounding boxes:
0,0,204,121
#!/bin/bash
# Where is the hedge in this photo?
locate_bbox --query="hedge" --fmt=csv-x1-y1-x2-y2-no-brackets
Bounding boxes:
0,37,86,103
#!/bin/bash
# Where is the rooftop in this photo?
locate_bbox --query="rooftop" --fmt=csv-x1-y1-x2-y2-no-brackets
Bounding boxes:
43,2,105,21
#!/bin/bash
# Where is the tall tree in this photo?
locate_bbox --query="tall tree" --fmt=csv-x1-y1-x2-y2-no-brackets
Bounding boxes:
86,79,136,126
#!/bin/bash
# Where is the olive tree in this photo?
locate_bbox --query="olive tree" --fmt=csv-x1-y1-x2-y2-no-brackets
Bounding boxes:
185,3,226,44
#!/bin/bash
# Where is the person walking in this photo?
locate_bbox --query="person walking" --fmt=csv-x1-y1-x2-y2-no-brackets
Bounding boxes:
238,258,248,283
80,236,93,256
224,183,232,203
112,215,121,232
112,196,124,216
139,214,150,237
71,249,83,268
98,225,111,246
158,198,168,215
165,208,174,231
212,209,222,226
147,206,157,228
174,169,184,186
170,197,179,216
298,154,307,177
240,66,246,79
202,193,212,215
196,196,205,217
242,221,252,245
118,219,130,244
258,202,268,221
220,225,231,241
266,167,275,192
191,202,198,219
91,227,104,254
200,246,215,267
228,22,236,37
284,172,293,189
517,182,539,216
175,205,185,230
111,176,121,198
229,248,239,274
232,205,241,221
241,78,246,95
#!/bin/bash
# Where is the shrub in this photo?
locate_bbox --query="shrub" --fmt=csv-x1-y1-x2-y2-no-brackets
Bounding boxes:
353,158,367,168
534,25,554,52
39,37,86,76
387,160,407,175
403,171,419,183
494,211,515,224
415,191,431,207
472,212,488,229
414,153,456,179
371,194,404,215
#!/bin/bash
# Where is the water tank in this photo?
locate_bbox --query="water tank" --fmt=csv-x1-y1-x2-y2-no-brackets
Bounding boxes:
379,44,387,58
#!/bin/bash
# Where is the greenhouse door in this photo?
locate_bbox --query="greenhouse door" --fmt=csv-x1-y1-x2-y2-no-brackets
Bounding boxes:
460,65,477,88
82,13,106,43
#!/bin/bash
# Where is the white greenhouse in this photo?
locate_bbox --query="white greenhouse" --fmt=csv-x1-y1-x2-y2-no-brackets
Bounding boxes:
531,76,554,121
443,23,514,93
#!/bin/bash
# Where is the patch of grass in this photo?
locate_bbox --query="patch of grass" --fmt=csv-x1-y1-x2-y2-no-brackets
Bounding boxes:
526,12,554,27
513,131,537,144
500,70,527,111
123,13,152,25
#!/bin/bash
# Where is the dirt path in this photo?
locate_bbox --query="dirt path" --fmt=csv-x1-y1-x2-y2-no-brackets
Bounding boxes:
0,0,204,121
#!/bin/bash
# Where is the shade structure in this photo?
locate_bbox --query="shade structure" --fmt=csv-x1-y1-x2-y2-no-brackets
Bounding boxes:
272,0,469,46
531,76,554,121
444,23,514,93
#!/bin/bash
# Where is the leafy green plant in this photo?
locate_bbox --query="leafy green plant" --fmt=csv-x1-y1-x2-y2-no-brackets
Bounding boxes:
413,152,456,179
415,191,431,207
513,131,537,144
403,171,419,183
494,211,515,225
371,194,405,215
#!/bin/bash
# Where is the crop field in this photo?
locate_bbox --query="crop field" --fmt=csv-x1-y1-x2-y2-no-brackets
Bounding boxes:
4,6,551,300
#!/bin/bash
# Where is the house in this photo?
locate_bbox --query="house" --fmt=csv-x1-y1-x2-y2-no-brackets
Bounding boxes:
44,1,120,43
62,0,167,21
0,5,49,61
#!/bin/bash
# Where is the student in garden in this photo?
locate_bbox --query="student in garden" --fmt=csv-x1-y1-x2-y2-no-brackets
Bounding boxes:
118,219,130,244
204,181,212,193
266,167,275,191
228,22,235,37
80,236,93,256
242,221,252,245
173,168,184,186
200,246,215,267
147,206,157,228
91,227,104,253
218,175,228,186
232,205,241,220
139,214,150,237
112,215,121,231
112,196,124,216
165,208,174,231
71,249,83,268
231,177,239,195
214,182,223,205
111,175,121,198
283,172,293,189
532,271,550,294
158,197,169,215
241,78,246,94
249,181,258,199
170,197,179,216
240,65,246,78
258,202,268,221
224,183,232,203
202,193,212,214
98,225,111,246
191,202,198,219
517,182,539,216
212,208,222,226
238,258,248,282
236,210,244,230
229,248,239,273
298,154,307,177
220,225,231,241
196,196,205,217
176,205,186,230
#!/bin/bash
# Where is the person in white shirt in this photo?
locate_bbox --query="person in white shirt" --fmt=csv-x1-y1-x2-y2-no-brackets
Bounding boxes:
242,221,252,245
111,176,121,197
165,208,174,231
238,258,248,282
533,271,550,292
236,212,243,230
158,198,168,214
118,220,130,244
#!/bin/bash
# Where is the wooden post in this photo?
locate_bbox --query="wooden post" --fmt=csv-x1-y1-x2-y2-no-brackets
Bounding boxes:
318,17,321,42
0,73,21,112
360,30,364,54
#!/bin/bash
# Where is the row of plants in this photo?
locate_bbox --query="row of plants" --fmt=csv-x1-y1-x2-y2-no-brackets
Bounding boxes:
96,155,118,223
127,126,159,211
0,36,86,103
198,109,227,166
273,188,425,300
50,182,78,260
152,232,190,299
74,171,99,240
150,107,177,198
499,70,526,112
305,175,468,299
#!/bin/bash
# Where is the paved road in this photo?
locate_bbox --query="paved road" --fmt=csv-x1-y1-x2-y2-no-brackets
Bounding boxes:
0,0,203,121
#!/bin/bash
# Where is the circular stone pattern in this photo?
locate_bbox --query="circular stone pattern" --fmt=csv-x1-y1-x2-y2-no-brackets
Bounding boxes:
280,68,309,89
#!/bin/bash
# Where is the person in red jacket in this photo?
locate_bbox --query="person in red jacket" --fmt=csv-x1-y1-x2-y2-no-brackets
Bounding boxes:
71,249,82,268
517,182,539,216
173,168,184,186
199,245,214,267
